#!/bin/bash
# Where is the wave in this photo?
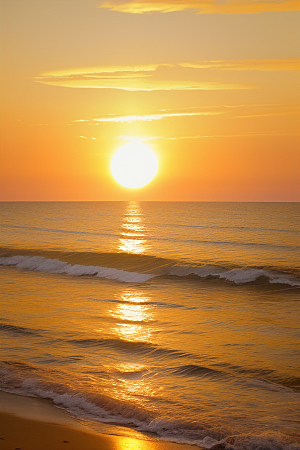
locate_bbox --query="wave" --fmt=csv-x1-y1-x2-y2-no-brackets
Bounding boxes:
0,224,299,251
0,323,41,336
155,222,299,235
170,364,227,380
0,223,120,239
88,297,197,310
111,367,149,380
168,265,300,287
3,221,299,234
68,337,191,359
168,364,300,390
0,255,153,283
0,361,299,450
0,247,299,287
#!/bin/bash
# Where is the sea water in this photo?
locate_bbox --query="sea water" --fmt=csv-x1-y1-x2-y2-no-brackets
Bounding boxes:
0,202,299,449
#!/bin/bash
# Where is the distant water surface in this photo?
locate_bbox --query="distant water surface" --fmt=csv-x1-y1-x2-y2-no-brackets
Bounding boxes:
0,202,299,450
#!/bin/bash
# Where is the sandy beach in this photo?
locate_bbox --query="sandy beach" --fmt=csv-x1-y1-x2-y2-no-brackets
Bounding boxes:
0,391,196,450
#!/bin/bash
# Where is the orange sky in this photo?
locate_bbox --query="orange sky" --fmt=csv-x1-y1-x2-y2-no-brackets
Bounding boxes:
0,0,299,201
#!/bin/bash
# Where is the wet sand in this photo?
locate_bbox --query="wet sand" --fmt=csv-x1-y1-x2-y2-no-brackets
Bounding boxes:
0,391,196,450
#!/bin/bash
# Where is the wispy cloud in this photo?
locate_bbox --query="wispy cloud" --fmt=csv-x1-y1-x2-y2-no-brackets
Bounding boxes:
234,113,299,118
79,135,96,139
100,0,300,14
73,104,299,124
41,64,162,77
74,110,224,124
182,59,300,71
35,77,247,91
35,59,298,90
164,130,300,139
115,130,300,141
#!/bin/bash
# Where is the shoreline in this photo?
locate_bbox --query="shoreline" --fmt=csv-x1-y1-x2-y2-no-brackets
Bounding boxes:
0,391,197,450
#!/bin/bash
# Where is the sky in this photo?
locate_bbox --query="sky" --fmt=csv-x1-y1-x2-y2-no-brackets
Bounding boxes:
0,0,299,201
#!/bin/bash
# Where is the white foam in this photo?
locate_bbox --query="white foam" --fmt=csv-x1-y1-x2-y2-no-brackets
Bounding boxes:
18,379,133,425
168,265,300,287
219,268,267,283
201,436,220,449
220,268,300,286
1,255,299,286
169,265,222,278
1,373,300,450
0,256,154,283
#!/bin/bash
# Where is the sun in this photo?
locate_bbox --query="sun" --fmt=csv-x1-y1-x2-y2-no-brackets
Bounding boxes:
111,142,158,188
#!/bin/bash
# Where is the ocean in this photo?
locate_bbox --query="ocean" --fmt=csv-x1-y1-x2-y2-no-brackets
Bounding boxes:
0,201,299,450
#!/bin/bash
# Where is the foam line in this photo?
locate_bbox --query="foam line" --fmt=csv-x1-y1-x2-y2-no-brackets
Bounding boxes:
0,255,154,283
1,254,299,287
168,266,300,287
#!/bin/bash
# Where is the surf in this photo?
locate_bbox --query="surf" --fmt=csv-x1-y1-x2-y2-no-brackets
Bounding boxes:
1,247,299,287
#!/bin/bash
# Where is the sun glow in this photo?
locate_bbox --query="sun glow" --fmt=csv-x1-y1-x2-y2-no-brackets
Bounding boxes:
111,142,158,188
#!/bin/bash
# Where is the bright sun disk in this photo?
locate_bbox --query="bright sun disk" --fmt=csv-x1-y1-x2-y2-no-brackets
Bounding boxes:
111,142,158,188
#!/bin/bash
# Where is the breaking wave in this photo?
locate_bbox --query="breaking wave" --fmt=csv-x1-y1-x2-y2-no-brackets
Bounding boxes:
0,255,153,283
0,248,299,287
0,361,299,450
167,265,300,287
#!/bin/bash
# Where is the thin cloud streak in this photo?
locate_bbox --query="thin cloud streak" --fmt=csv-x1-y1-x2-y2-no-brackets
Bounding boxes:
41,64,163,77
74,111,224,124
233,110,300,118
35,78,248,91
182,59,300,71
165,131,300,139
35,59,298,90
100,0,300,14
73,104,299,124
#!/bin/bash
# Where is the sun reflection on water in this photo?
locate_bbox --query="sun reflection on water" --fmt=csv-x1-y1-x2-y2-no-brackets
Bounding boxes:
114,323,152,342
118,201,149,254
115,362,146,373
107,289,159,411
110,290,153,342
111,303,152,323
